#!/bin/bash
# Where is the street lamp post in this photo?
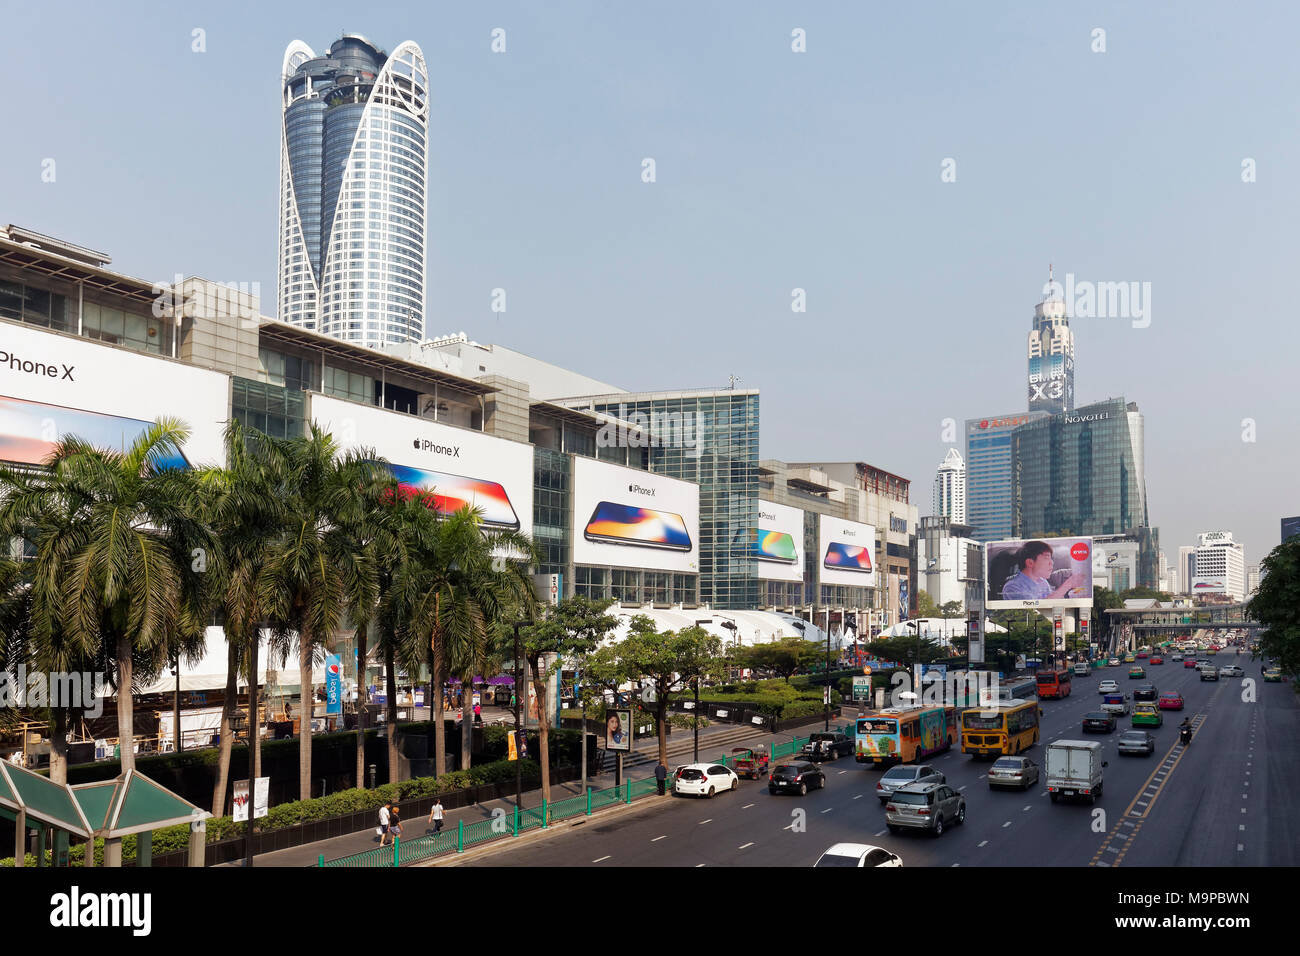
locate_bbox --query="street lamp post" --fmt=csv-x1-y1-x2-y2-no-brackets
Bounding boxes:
513,621,523,813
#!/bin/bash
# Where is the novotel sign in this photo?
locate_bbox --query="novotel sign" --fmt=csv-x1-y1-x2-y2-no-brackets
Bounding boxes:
1064,412,1111,424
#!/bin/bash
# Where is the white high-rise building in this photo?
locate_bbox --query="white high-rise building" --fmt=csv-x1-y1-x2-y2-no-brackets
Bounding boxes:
1192,531,1246,602
932,448,966,524
1027,266,1076,414
279,35,430,348
1177,546,1196,595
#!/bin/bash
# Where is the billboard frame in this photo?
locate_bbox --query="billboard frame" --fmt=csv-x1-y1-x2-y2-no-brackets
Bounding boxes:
984,536,1094,610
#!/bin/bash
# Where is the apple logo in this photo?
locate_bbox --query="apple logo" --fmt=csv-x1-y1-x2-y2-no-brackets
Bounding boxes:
412,438,421,449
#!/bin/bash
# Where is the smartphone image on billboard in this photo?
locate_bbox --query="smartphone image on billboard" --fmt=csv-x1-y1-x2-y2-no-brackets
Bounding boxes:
824,542,872,573
0,395,190,470
754,529,797,563
388,463,520,531
583,501,692,552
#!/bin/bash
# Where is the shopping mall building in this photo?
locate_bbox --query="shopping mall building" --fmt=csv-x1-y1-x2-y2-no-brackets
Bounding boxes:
0,225,916,651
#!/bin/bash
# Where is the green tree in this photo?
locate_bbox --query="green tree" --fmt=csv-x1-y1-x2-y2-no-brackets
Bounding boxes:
1091,586,1123,650
862,634,946,671
916,591,941,619
1247,538,1300,683
520,595,619,802
585,618,725,770
5,423,211,774
737,637,823,683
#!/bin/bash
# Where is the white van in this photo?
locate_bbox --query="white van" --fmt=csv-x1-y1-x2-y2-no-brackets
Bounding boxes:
1073,662,1091,676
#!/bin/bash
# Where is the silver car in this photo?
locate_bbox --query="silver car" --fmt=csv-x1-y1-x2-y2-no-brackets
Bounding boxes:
987,756,1039,790
1117,730,1156,756
875,764,944,804
886,782,966,836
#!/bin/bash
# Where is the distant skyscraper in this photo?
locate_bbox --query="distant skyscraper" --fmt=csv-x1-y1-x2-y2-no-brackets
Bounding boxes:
1027,267,1076,414
1192,531,1245,601
1177,546,1196,595
279,35,429,348
964,411,1048,542
932,448,966,523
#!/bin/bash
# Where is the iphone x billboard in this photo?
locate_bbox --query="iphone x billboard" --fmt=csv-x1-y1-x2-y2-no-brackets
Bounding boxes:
754,500,805,583
572,456,699,574
817,514,877,587
310,394,534,540
0,323,228,468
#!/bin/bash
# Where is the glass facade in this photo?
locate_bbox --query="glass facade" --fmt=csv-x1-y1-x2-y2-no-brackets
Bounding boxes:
232,376,307,439
279,36,429,347
590,391,760,609
965,412,1047,543
533,447,571,578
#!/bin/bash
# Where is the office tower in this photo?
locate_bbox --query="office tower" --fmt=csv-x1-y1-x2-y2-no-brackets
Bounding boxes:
933,447,966,523
964,411,1049,542
1192,531,1245,602
279,35,429,347
1028,266,1076,414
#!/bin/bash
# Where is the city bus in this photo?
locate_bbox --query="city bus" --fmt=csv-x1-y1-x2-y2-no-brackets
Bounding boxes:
961,700,1040,758
1035,667,1072,699
855,706,961,766
998,679,1038,703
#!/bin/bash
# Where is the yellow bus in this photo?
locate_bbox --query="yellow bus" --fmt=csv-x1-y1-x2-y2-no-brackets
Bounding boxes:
961,700,1040,758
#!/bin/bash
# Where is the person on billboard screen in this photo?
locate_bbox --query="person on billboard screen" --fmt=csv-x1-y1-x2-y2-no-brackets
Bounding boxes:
1001,540,1087,601
606,711,626,747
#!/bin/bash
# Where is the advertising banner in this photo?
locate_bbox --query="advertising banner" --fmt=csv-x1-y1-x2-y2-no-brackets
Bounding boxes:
604,708,632,751
817,514,877,588
0,323,229,468
984,536,1094,609
310,394,534,541
753,500,804,583
571,456,699,574
232,777,269,822
325,654,342,716
967,612,984,664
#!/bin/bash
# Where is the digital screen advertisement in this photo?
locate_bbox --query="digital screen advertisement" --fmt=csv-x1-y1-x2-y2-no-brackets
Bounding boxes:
817,514,877,588
985,536,1094,609
0,323,229,468
310,394,534,540
754,500,805,583
571,456,699,574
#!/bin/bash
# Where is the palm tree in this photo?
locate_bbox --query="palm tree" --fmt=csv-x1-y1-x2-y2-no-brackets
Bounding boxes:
1,423,209,773
258,425,384,801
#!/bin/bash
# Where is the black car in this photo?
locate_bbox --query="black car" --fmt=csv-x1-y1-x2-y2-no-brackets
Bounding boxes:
1133,683,1159,703
768,761,826,795
799,732,853,761
1082,712,1117,734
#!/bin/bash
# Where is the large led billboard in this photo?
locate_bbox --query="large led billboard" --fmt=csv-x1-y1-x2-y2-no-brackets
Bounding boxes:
817,514,877,588
310,394,534,540
754,500,804,583
0,323,228,467
985,536,1094,609
571,456,699,574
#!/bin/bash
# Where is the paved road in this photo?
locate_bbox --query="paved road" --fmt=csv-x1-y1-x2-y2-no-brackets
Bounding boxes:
465,656,1299,867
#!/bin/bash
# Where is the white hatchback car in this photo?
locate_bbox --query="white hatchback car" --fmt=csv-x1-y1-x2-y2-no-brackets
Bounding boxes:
814,843,903,867
673,763,740,798
1099,680,1119,694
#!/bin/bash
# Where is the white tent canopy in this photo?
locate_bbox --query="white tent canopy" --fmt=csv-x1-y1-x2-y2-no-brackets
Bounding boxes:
597,607,836,649
876,617,1008,641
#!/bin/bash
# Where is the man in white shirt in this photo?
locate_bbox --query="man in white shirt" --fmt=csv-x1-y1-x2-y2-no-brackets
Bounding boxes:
428,798,445,833
378,802,391,846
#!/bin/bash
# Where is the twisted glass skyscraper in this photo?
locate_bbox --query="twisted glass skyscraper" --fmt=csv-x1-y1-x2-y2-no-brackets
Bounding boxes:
278,35,429,347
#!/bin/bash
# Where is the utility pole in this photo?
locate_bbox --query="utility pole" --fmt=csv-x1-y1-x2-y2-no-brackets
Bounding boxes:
693,677,700,763
513,621,522,813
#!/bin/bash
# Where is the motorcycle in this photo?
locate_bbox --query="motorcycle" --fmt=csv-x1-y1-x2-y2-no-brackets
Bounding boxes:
1179,726,1192,746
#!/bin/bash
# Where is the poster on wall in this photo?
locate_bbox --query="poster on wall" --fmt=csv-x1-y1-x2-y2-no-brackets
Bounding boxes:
753,500,805,583
0,323,229,468
310,394,534,541
817,514,877,588
571,456,699,574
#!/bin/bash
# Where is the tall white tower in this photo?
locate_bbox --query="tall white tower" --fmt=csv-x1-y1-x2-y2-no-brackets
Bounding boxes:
1028,265,1076,413
933,447,966,524
279,35,429,348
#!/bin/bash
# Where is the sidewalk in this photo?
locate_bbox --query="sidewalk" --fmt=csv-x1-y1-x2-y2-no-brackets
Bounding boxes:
219,718,837,866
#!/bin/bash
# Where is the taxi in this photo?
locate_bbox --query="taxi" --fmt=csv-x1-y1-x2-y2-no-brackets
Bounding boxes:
1158,691,1184,710
1128,666,1146,679
1183,658,1198,668
1263,667,1285,683
1149,656,1164,665
1124,654,1136,663
1132,703,1163,727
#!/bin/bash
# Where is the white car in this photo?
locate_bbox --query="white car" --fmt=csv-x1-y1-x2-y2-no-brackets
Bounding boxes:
1219,664,1243,677
1099,680,1119,694
673,763,739,798
814,843,903,867
1107,658,1122,667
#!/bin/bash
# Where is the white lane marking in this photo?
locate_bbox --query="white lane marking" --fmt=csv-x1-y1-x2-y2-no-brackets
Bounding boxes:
952,863,960,867
784,823,796,830
1241,808,1247,814
821,808,833,814
1237,844,1244,852
651,835,667,842
738,842,754,850
592,855,611,863
699,819,713,824
1002,821,1012,828
875,829,887,836
839,770,848,774
742,803,754,809
1239,825,1246,831
978,840,988,847
696,863,706,868
853,794,863,800
959,785,968,791
1023,805,1032,811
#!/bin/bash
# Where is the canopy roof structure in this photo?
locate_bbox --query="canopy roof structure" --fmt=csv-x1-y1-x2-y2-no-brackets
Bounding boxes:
72,770,209,838
0,762,92,838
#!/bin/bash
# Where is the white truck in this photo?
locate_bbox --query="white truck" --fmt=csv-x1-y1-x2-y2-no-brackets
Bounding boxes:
1046,739,1108,804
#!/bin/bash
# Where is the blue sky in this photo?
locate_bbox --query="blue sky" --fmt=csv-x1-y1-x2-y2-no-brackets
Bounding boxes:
4,0,1298,567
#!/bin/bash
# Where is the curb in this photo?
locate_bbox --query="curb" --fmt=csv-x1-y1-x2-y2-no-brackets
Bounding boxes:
422,791,676,867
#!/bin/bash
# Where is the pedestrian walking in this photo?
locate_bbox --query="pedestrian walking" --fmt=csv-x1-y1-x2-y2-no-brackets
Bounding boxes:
389,804,403,842
473,701,482,724
655,760,668,796
428,797,445,833
378,801,391,846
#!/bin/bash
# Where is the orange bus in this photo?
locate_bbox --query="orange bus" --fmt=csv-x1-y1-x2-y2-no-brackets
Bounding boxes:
1035,667,1072,699
855,706,961,766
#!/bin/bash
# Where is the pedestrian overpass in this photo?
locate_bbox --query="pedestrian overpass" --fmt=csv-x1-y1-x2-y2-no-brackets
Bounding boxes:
1102,602,1260,650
